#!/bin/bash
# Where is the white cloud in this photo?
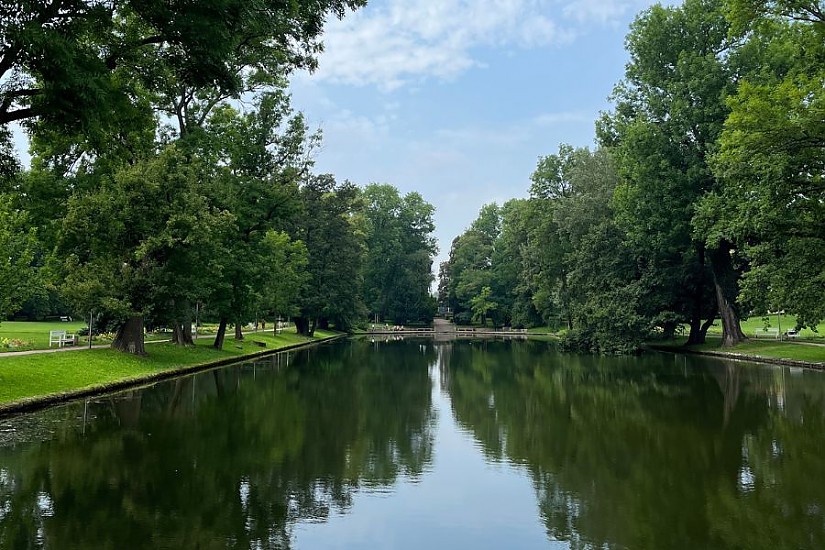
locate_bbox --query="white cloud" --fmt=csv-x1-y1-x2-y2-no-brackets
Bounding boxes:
312,0,580,90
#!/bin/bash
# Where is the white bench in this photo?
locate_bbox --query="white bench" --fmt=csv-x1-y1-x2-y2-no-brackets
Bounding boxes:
754,328,779,339
49,330,77,347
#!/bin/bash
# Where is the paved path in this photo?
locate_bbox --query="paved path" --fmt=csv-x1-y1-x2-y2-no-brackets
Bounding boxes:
432,318,456,333
0,339,172,358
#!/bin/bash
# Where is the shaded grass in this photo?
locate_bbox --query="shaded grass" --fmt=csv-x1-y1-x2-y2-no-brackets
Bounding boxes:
656,336,825,363
0,328,338,404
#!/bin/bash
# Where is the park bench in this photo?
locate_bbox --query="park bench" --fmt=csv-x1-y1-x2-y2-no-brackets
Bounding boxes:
754,327,779,339
49,330,77,348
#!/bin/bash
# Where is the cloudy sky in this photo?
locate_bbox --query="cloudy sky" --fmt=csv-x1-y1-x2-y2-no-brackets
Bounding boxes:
289,0,661,272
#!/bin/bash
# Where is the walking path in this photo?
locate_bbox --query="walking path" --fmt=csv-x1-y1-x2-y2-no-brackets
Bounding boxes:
433,318,455,333
0,339,172,358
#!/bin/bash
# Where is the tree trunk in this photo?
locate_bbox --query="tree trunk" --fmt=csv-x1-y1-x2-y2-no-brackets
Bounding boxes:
699,316,715,341
112,316,146,355
294,316,310,336
213,317,227,349
317,318,329,330
309,318,317,337
172,320,194,346
709,242,747,348
234,320,244,340
686,308,704,345
686,245,708,345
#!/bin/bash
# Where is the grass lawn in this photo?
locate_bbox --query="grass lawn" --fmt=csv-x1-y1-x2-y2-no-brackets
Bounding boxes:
657,336,825,363
0,328,339,405
704,314,824,340
0,320,172,352
527,326,562,335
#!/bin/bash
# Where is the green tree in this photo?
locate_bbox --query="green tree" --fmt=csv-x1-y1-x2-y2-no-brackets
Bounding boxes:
704,8,825,328
0,0,365,130
469,286,497,327
59,145,231,353
0,195,37,322
444,203,500,324
293,175,366,335
192,92,315,348
361,184,437,324
489,199,542,328
601,0,747,347
259,230,309,334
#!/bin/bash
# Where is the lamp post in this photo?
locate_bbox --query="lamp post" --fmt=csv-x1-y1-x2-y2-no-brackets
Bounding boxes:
777,309,784,341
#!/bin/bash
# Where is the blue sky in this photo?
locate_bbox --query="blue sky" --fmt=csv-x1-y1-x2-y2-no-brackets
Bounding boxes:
289,0,665,270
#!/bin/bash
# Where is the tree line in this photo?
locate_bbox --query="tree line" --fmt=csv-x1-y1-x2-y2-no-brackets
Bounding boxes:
0,0,437,354
440,0,825,353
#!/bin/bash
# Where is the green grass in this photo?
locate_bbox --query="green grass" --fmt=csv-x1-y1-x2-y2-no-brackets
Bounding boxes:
527,326,561,334
0,320,88,350
703,314,824,340
657,336,825,363
0,328,338,404
0,320,171,352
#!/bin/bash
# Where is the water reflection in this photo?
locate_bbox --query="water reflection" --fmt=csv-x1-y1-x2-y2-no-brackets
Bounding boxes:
441,340,825,549
0,341,436,549
0,339,824,549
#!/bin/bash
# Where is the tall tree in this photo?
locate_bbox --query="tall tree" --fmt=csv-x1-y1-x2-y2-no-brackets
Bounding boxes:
703,3,825,328
59,145,231,354
361,184,437,324
0,194,37,322
490,199,542,328
443,204,500,325
293,175,366,335
601,0,747,346
193,92,315,348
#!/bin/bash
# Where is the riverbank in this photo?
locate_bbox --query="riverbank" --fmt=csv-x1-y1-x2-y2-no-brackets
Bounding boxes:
648,337,825,370
0,329,341,415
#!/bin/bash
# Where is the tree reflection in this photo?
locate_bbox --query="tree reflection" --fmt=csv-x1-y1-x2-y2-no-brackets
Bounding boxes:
0,339,436,549
443,341,825,549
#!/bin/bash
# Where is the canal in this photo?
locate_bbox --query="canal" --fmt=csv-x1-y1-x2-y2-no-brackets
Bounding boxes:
1,338,824,548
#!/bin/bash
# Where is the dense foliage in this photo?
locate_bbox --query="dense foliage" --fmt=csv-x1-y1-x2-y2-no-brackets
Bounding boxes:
0,1,439,354
3,0,822,355
440,0,825,352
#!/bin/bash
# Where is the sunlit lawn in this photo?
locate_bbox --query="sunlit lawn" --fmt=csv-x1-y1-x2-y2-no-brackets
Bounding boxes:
0,328,338,404
704,314,823,340
0,320,173,352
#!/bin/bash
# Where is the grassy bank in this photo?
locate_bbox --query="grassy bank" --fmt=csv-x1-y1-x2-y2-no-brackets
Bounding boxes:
0,328,338,406
654,337,825,365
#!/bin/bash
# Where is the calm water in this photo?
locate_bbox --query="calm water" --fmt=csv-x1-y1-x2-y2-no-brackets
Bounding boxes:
1,338,824,549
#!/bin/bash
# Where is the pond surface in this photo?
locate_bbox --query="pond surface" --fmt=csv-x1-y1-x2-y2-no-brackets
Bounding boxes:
1,338,824,549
